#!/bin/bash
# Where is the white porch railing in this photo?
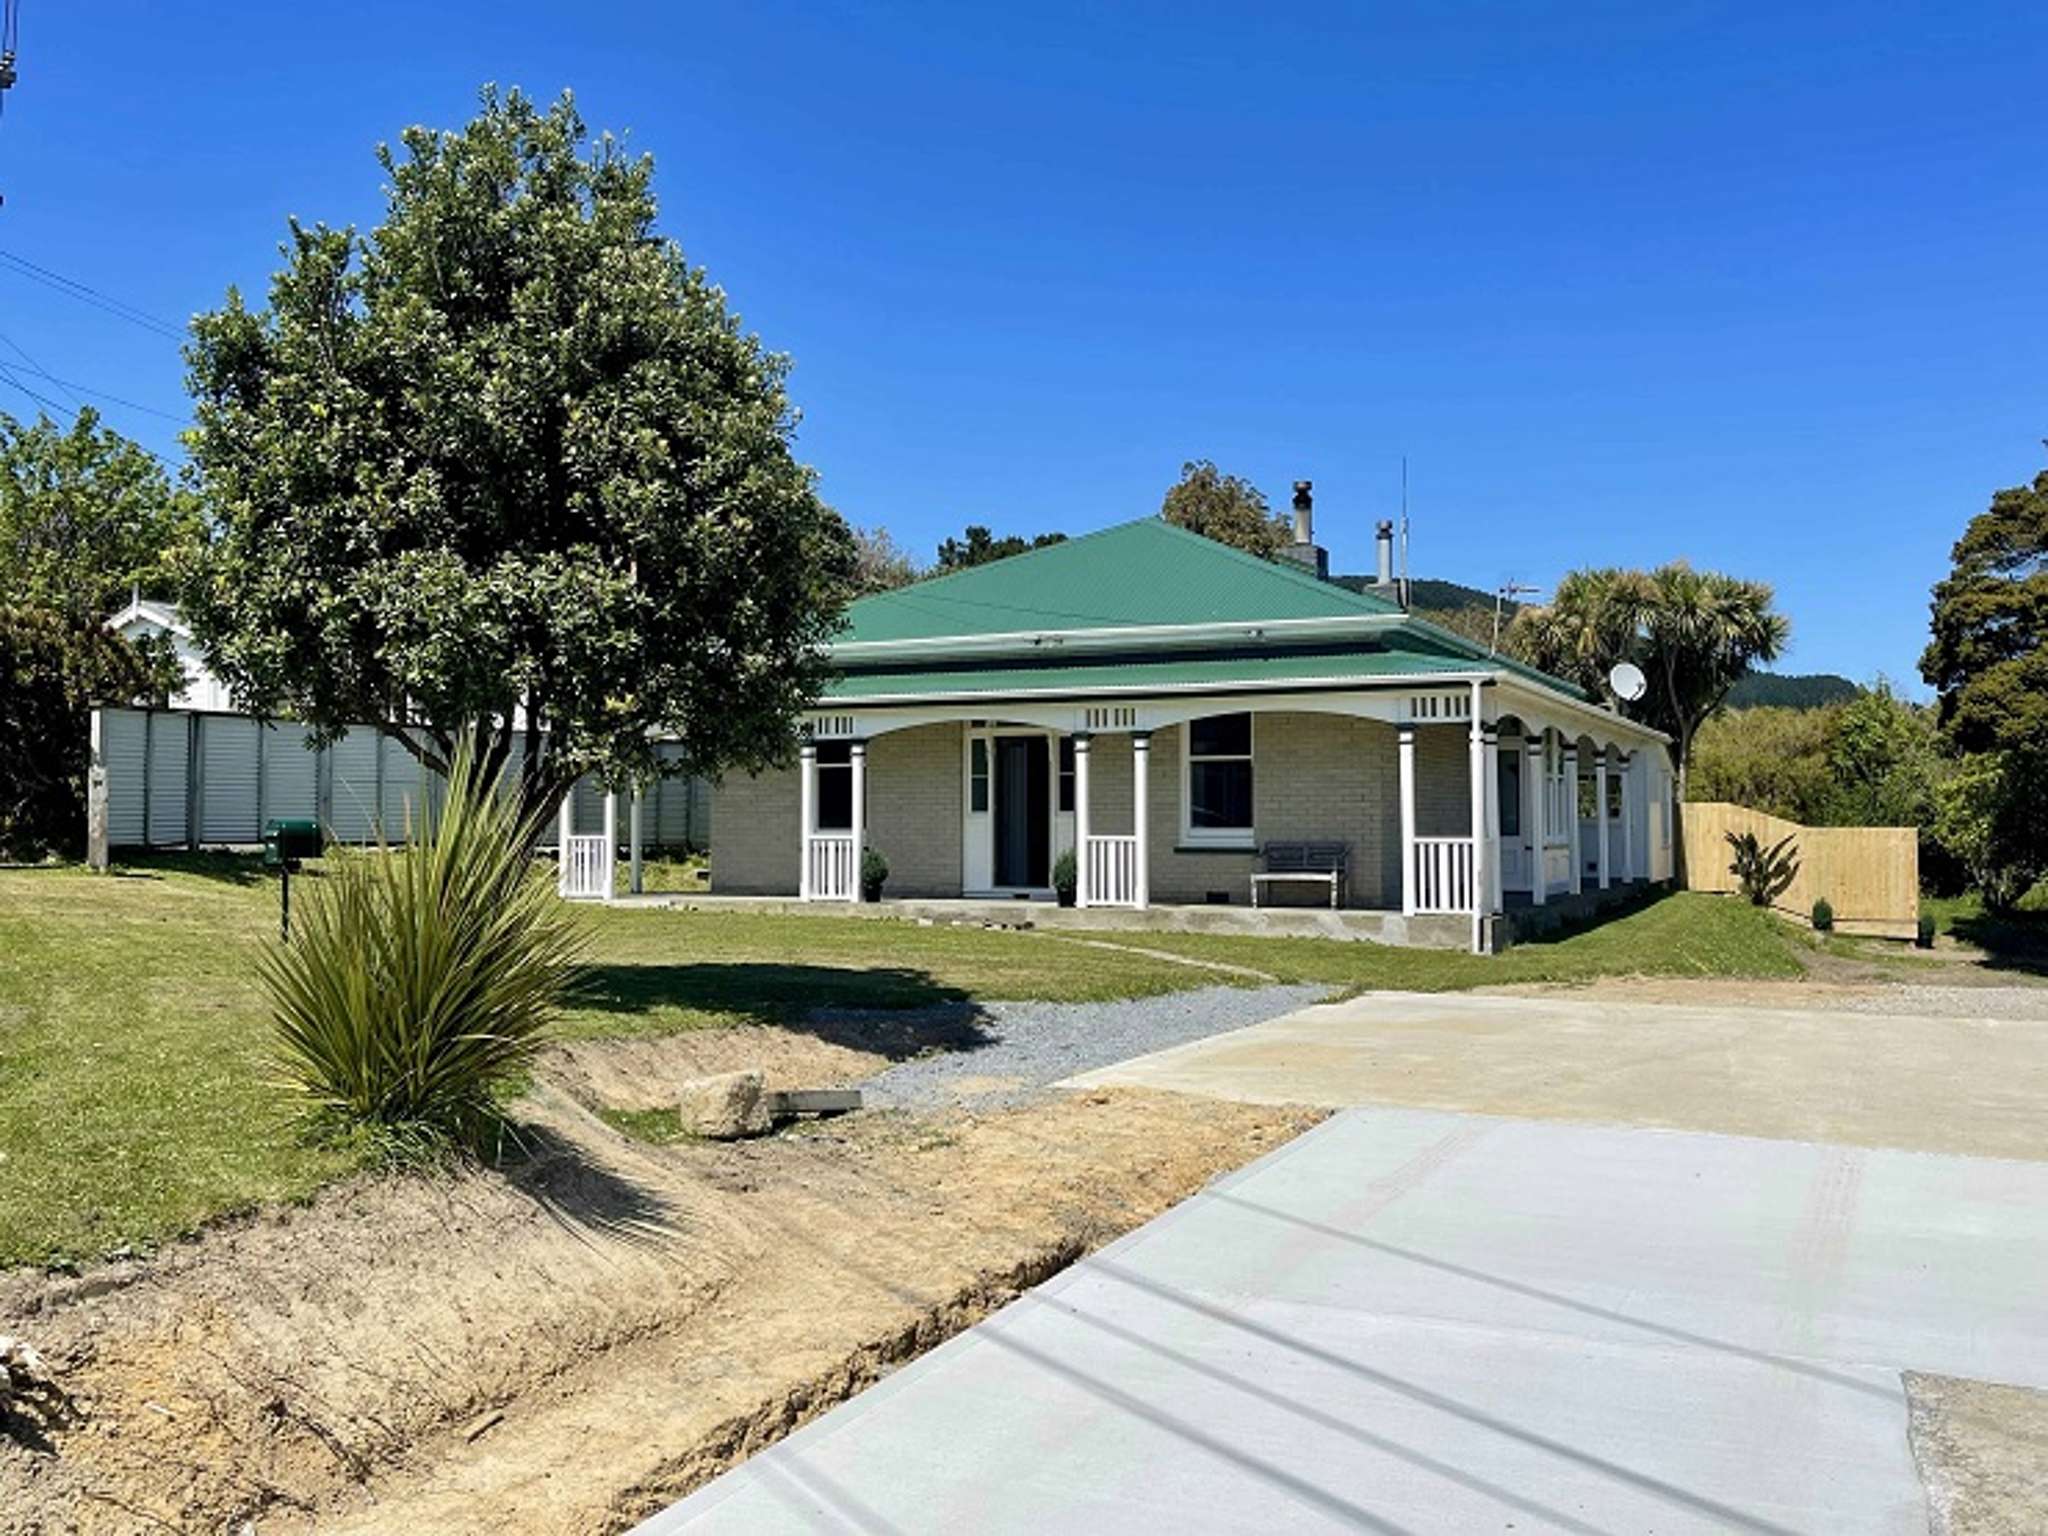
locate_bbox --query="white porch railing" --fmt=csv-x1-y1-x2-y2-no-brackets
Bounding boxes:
805,833,857,901
1083,834,1140,908
1411,836,1476,914
561,834,613,900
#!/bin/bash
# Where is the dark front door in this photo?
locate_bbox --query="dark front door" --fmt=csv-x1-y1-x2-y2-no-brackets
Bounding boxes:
993,735,1050,889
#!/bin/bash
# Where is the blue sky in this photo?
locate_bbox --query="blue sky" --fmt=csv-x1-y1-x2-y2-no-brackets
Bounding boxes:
1,1,2042,687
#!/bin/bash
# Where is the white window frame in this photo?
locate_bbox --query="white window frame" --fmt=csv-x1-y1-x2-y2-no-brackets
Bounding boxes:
1179,712,1255,849
813,740,854,833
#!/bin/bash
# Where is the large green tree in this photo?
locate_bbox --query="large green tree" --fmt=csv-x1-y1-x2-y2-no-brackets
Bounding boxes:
1920,466,2048,905
1159,460,1291,558
181,88,853,817
1510,562,1788,798
0,408,192,856
0,407,202,623
0,607,167,857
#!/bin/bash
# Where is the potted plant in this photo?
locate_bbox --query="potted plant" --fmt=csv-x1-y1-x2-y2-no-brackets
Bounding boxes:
860,846,889,902
1053,849,1077,907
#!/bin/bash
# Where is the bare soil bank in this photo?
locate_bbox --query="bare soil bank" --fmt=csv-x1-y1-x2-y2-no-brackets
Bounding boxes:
1,1026,1315,1534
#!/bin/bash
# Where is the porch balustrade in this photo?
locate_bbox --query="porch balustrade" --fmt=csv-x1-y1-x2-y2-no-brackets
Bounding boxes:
1083,834,1140,908
804,833,858,901
560,833,613,900
1410,835,1476,914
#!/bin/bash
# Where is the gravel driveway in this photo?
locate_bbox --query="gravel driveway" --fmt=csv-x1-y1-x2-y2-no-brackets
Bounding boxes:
854,984,1329,1110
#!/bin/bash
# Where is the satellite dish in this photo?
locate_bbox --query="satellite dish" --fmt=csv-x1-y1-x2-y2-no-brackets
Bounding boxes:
1608,662,1647,703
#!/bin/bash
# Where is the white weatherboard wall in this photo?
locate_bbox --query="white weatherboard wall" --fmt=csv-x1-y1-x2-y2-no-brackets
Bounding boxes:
92,707,712,851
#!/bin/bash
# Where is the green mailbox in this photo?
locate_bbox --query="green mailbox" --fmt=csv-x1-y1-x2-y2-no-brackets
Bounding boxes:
262,818,322,867
262,818,322,938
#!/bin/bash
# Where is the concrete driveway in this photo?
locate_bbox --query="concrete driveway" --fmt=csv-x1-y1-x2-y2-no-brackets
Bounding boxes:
639,990,2048,1534
1070,989,2048,1162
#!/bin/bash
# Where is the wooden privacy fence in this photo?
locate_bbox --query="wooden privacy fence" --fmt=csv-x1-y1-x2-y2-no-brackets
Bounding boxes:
1678,801,1918,939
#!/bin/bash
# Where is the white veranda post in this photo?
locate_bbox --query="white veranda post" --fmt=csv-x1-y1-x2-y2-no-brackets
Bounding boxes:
1595,747,1611,891
603,790,618,900
556,791,573,897
628,784,645,896
849,740,868,902
1073,733,1092,908
1468,682,1489,953
797,742,817,900
1524,732,1545,906
1564,745,1583,896
1132,730,1151,909
1484,723,1503,914
1398,724,1417,917
1619,752,1635,881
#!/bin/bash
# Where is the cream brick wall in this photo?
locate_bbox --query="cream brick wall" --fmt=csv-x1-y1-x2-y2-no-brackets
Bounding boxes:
708,761,800,895
867,723,963,897
710,710,1483,907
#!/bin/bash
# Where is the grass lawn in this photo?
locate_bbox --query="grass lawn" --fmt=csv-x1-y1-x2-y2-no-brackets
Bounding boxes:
1117,889,1807,992
1,857,1803,1268
1919,888,2048,977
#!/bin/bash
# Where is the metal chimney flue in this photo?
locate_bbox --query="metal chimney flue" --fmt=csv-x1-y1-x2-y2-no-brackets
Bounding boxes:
1375,520,1394,586
1282,480,1328,580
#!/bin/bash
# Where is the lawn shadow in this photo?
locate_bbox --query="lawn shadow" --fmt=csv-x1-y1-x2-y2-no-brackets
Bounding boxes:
108,850,271,887
575,962,996,1060
1947,908,2048,979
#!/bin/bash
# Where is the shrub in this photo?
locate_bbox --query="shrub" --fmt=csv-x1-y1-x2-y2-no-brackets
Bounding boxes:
1917,911,1937,949
1052,849,1078,906
860,846,889,899
1811,897,1833,932
262,745,586,1153
1725,830,1799,907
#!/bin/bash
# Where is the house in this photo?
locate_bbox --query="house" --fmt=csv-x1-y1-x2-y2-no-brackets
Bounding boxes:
709,501,1675,951
108,595,237,713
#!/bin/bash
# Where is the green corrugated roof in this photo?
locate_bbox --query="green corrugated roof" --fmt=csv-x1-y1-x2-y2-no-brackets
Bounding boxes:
823,641,1479,703
840,518,1403,644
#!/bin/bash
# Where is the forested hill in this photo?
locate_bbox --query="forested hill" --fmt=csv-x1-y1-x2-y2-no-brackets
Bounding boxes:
1331,575,1504,612
1725,672,1860,709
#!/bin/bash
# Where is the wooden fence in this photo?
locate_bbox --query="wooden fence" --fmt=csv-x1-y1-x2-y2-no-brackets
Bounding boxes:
1678,802,1918,939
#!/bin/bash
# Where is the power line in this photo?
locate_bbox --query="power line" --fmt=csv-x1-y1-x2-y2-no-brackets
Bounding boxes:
0,323,82,410
0,353,184,421
0,357,65,416
0,247,187,341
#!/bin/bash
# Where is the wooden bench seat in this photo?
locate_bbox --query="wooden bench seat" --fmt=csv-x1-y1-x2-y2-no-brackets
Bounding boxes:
1250,840,1349,909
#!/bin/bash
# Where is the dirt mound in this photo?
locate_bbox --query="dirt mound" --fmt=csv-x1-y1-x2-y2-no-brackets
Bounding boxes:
1,1048,1316,1535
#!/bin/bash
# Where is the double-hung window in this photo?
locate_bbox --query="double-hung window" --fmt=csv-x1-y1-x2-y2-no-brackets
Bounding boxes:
815,741,853,831
1182,713,1253,846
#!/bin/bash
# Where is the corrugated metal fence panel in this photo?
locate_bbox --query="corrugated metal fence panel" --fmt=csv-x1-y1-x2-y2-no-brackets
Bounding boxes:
570,775,605,838
327,729,382,842
261,724,319,825
379,735,427,840
200,716,262,843
147,714,190,846
101,708,150,846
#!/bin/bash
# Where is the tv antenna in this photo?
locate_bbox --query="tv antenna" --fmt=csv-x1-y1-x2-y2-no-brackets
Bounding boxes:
0,0,18,207
0,0,18,114
1492,581,1540,654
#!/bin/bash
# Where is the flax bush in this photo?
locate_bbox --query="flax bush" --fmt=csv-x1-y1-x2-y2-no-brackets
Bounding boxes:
262,746,587,1152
